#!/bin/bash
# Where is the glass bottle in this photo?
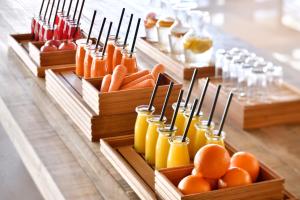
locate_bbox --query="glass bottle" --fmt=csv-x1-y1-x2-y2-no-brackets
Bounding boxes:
237,63,252,100
172,102,191,136
215,49,226,78
247,66,267,103
205,130,225,147
167,135,190,168
90,52,107,78
134,105,155,154
183,10,213,67
121,50,138,74
75,39,92,77
229,57,243,91
84,45,97,78
192,120,215,159
155,125,177,170
145,115,167,166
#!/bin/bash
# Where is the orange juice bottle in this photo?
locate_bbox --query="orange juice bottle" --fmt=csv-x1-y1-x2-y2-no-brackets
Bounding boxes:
183,110,202,158
167,135,190,168
106,36,117,74
90,52,107,78
112,40,127,70
83,45,97,79
134,105,155,154
145,115,167,166
172,102,191,136
155,125,177,170
191,120,215,158
75,39,92,77
205,130,225,147
121,50,138,73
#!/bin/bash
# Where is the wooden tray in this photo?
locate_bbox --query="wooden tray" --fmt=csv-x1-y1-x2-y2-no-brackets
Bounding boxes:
100,135,296,200
82,74,181,115
46,67,181,141
136,37,215,81
199,78,300,129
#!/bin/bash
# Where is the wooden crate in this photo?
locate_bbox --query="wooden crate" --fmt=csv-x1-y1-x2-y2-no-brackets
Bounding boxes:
136,37,215,81
82,74,181,115
199,78,300,129
100,135,295,200
45,67,181,141
28,41,77,67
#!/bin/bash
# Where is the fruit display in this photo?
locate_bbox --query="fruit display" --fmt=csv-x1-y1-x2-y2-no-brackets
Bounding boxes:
178,144,259,194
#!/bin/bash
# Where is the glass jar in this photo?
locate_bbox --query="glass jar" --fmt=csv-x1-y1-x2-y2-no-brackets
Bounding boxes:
90,52,107,78
75,39,92,77
84,45,97,78
167,135,190,168
192,120,215,159
169,2,194,60
155,125,177,170
222,54,233,90
205,130,225,147
112,39,127,70
183,11,213,67
43,25,56,41
229,57,243,91
237,63,252,100
215,49,226,78
68,23,82,40
172,102,191,136
134,105,155,154
34,18,43,41
156,2,175,52
145,115,167,166
38,20,47,41
247,66,268,103
121,50,138,74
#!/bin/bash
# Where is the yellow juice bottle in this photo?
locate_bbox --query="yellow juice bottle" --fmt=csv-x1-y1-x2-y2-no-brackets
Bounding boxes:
205,130,225,147
167,135,190,168
191,120,215,158
134,105,155,154
183,110,203,157
155,125,177,170
145,115,167,166
172,102,191,136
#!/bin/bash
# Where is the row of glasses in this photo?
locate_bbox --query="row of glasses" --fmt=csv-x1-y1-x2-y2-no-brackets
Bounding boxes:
215,47,283,103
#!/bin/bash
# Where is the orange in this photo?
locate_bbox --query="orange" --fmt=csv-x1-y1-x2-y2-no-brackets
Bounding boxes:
178,175,211,195
194,144,230,179
230,151,260,182
191,168,218,190
218,167,252,188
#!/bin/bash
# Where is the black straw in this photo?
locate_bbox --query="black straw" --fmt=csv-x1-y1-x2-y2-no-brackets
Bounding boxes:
207,85,221,127
123,13,133,49
218,92,234,136
53,0,60,28
39,0,46,17
130,18,141,57
148,74,161,111
184,69,198,108
72,0,85,38
115,8,125,41
102,22,113,57
196,78,210,116
47,0,56,24
43,0,51,21
182,99,199,142
170,90,184,131
66,0,73,16
72,0,80,21
95,17,106,50
86,10,96,44
159,82,174,122
61,0,66,12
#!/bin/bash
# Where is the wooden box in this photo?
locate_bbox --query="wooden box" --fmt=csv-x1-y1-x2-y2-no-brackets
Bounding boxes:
199,78,300,129
100,135,295,200
28,41,77,67
136,37,215,81
82,74,181,115
8,32,88,78
46,67,181,141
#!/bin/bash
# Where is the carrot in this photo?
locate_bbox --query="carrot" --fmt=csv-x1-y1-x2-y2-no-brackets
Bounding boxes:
100,74,112,93
151,64,166,81
121,74,154,89
121,79,155,90
108,65,127,92
122,69,150,85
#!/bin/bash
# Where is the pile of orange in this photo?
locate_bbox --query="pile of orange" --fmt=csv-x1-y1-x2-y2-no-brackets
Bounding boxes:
178,144,260,195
